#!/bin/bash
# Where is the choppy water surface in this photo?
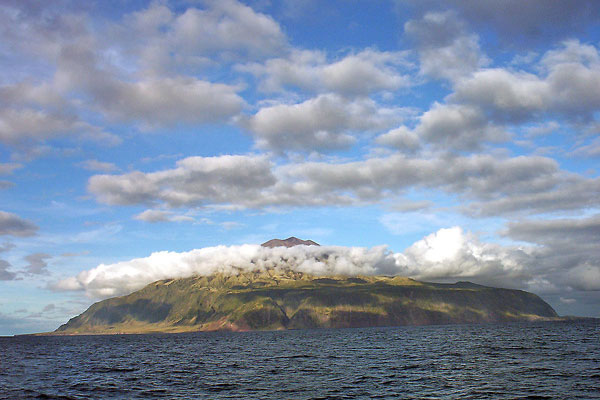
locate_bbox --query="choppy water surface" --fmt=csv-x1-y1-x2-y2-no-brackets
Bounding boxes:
1,321,599,399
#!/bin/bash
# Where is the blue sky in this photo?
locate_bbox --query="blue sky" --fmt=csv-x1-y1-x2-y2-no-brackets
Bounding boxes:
1,0,600,335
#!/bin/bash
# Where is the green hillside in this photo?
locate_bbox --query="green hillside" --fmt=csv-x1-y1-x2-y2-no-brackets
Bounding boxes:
55,268,559,334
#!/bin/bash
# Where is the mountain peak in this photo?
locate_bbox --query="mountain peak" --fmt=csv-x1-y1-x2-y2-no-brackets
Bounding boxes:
261,236,320,248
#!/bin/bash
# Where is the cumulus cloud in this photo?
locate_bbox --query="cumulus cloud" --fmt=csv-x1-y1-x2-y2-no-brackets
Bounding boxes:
241,49,411,95
451,69,547,123
245,94,403,152
0,83,120,147
280,154,562,206
87,152,594,216
405,11,488,82
376,126,420,152
394,227,533,288
378,103,507,151
0,108,117,146
451,41,600,123
416,103,507,149
89,154,276,207
399,0,600,46
55,42,245,129
0,108,73,143
377,40,600,152
2,0,251,149
0,211,38,237
96,77,244,129
124,0,287,70
55,225,588,299
3,0,286,71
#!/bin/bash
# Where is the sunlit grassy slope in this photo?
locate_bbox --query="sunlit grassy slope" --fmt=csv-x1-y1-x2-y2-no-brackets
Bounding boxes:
55,268,559,334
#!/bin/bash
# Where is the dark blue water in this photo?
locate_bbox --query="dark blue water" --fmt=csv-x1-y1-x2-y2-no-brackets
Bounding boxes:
1,321,599,399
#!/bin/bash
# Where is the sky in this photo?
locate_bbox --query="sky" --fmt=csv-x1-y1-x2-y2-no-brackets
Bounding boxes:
1,0,599,335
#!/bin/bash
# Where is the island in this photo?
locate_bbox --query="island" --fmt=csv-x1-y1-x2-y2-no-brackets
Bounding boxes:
54,237,559,335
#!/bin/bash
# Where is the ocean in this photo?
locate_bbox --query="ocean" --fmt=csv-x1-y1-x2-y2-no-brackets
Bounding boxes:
1,321,598,399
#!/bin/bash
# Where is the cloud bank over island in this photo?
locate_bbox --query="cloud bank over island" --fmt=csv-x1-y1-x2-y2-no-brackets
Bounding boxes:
54,224,599,299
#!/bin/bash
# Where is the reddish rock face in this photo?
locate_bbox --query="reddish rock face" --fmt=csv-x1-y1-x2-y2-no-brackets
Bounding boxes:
260,237,320,248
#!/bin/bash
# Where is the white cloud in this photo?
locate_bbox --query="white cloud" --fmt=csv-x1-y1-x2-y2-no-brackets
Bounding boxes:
89,154,276,207
54,225,590,299
400,0,600,46
2,0,253,149
417,103,507,148
134,209,171,223
118,0,286,75
0,107,120,146
541,40,600,68
451,41,600,122
87,152,591,216
245,94,403,152
55,42,246,129
279,154,562,207
0,211,38,237
379,103,508,151
452,68,548,122
0,79,120,148
405,11,488,82
376,126,420,152
395,227,527,285
162,0,286,59
376,41,600,154
241,48,411,95
53,244,398,298
98,77,245,129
